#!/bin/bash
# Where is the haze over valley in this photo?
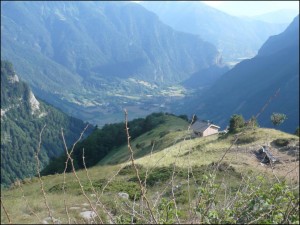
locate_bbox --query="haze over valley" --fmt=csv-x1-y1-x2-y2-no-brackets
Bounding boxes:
2,1,298,130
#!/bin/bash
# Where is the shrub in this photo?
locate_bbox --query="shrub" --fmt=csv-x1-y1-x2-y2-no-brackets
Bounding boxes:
119,164,144,176
236,136,257,144
158,198,177,224
128,166,174,187
271,113,287,127
145,167,174,186
159,130,170,138
245,116,259,128
136,142,146,149
228,114,245,133
106,180,141,200
178,114,189,121
272,138,290,147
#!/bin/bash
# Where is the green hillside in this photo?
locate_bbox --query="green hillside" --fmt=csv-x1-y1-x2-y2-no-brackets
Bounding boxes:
41,113,189,175
1,113,299,224
100,119,298,173
98,114,189,165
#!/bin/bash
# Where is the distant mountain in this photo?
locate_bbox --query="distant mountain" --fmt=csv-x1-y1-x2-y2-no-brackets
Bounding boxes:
177,15,299,133
258,15,299,56
1,60,92,186
251,9,299,24
1,1,222,125
139,1,287,64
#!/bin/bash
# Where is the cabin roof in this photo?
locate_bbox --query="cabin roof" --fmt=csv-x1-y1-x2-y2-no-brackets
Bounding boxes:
191,120,220,132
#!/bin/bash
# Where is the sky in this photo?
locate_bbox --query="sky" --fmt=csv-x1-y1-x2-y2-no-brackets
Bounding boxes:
201,1,299,17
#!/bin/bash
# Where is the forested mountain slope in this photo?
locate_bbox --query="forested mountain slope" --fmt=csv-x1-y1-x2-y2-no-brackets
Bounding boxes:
1,61,91,186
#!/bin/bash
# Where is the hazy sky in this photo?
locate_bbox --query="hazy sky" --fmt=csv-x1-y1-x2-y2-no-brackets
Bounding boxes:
201,1,299,17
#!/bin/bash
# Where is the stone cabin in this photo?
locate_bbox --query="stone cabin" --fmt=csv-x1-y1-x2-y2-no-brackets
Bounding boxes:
191,120,220,137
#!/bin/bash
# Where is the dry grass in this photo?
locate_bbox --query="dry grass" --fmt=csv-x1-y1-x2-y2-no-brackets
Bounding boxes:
1,112,299,224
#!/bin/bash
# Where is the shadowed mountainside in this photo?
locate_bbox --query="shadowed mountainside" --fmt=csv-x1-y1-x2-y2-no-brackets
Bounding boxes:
176,15,299,133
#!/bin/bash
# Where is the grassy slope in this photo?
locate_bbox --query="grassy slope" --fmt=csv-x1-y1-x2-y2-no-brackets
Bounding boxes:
1,116,299,223
98,115,190,165
100,121,298,173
